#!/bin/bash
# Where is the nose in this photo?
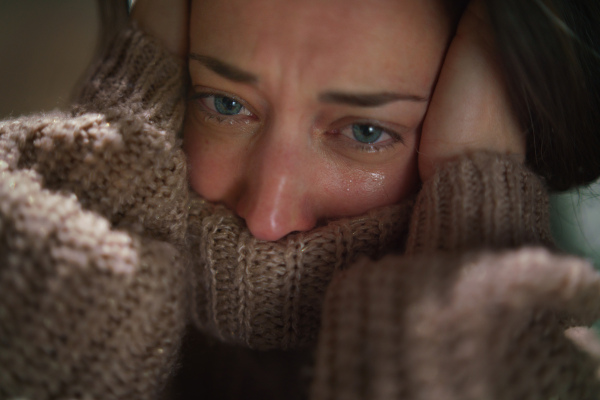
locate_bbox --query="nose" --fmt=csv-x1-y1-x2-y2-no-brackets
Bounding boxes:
234,128,317,241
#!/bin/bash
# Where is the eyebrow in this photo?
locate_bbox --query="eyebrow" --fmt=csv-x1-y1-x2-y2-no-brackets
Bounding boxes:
189,53,259,84
318,91,428,107
189,53,428,107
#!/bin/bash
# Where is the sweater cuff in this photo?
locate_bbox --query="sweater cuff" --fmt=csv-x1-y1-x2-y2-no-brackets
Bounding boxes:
311,249,600,400
0,168,188,398
73,23,186,133
405,152,553,255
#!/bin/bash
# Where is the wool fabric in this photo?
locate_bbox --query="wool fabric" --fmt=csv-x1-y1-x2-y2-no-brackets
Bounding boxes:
1,20,600,400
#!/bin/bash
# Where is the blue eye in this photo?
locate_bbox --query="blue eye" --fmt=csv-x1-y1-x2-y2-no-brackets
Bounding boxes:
351,124,384,144
337,122,401,150
193,93,254,119
214,96,243,115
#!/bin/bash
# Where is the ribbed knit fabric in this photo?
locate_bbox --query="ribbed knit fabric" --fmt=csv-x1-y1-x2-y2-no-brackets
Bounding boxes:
187,195,413,350
1,18,600,400
16,26,190,246
74,22,186,135
311,249,600,400
406,152,553,254
311,153,600,400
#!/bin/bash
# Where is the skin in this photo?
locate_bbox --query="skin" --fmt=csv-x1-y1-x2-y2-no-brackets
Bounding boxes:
184,0,453,241
132,0,526,242
418,0,524,181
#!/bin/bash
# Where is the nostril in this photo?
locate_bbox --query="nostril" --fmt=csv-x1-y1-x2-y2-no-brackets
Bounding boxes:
246,224,289,242
243,211,317,242
233,171,315,241
233,196,250,221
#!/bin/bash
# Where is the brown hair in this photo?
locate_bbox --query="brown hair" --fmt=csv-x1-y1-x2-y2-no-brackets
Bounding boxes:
484,0,600,191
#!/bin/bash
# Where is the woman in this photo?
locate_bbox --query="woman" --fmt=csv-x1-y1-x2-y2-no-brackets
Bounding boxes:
1,0,599,399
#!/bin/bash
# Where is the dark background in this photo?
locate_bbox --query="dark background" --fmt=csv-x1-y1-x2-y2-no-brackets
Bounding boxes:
0,0,97,118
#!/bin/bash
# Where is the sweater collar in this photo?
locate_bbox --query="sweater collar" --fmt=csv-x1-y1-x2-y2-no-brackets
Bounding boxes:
186,193,414,350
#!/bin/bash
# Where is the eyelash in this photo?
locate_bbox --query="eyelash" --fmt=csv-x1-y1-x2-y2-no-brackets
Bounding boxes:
189,90,404,152
189,90,256,124
329,121,404,153
349,140,399,153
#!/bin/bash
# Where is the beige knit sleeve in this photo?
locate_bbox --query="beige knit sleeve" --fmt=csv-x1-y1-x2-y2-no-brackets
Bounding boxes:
311,152,600,400
406,152,553,254
0,24,190,244
73,23,186,134
0,165,189,399
0,23,191,398
311,249,600,400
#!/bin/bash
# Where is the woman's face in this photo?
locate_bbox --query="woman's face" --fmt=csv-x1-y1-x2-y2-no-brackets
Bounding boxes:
184,0,452,241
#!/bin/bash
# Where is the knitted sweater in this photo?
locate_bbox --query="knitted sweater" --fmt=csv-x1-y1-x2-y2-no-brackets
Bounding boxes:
1,23,599,400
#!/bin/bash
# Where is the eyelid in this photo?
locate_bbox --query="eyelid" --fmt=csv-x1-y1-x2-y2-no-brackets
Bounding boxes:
189,86,258,117
321,118,407,155
333,119,405,144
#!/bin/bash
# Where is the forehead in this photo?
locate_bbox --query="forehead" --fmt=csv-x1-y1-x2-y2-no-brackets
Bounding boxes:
190,0,450,93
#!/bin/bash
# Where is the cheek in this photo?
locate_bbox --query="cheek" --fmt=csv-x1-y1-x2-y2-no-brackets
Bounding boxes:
183,120,241,202
183,108,420,223
318,147,419,217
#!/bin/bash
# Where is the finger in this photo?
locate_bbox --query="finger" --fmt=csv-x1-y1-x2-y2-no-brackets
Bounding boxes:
418,0,525,182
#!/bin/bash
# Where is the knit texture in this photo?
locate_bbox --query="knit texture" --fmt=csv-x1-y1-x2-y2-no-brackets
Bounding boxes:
406,152,553,254
74,22,186,135
0,23,414,397
1,19,600,400
188,195,413,350
310,153,599,400
0,26,190,399
311,249,600,400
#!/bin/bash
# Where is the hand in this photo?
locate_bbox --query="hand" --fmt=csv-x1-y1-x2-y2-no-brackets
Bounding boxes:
418,0,525,183
130,0,189,58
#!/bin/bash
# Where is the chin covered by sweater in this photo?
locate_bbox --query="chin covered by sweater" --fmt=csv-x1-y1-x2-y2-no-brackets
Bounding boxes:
0,23,599,400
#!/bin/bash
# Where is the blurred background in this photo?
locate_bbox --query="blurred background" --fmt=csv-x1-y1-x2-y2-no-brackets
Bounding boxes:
1,0,598,269
0,0,98,117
